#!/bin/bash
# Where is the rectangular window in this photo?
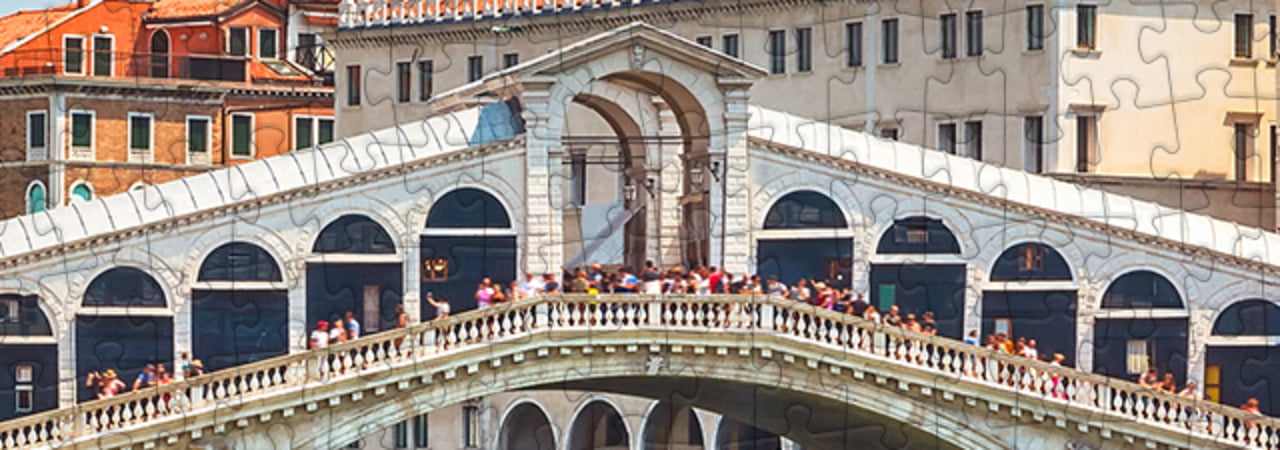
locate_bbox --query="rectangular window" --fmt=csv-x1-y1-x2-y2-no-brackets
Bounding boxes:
845,23,863,67
905,224,928,243
1027,5,1045,50
1019,244,1045,271
1271,14,1277,58
1235,122,1253,181
231,114,253,157
418,60,433,101
393,420,409,448
413,414,429,447
15,385,32,413
296,33,318,69
467,56,483,82
1077,5,1097,50
463,405,479,447
70,111,92,149
187,116,210,154
346,65,361,106
882,18,900,63
1272,125,1278,183
938,123,957,154
397,61,411,103
722,34,740,58
295,116,314,150
966,11,984,56
963,120,983,159
795,27,812,72
1126,340,1150,375
15,365,32,383
228,27,248,57
994,318,1012,336
258,28,278,59
318,118,335,145
1025,116,1044,173
1076,115,1097,172
940,13,958,59
880,127,899,141
27,111,46,150
128,113,152,152
1236,13,1253,58
571,151,587,206
503,53,519,69
768,30,786,74
695,36,713,48
1205,364,1221,402
64,35,84,74
92,35,112,76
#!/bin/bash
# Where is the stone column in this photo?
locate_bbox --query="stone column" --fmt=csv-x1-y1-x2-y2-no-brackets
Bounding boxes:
520,82,565,275
850,222,875,298
289,260,309,352
964,266,985,336
1075,277,1099,372
1186,308,1214,386
716,81,753,275
654,99,685,268
402,234,422,324
172,289,193,368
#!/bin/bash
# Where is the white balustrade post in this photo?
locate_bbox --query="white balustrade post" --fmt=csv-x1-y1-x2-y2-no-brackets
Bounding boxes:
534,303,550,329
758,302,775,331
647,301,662,327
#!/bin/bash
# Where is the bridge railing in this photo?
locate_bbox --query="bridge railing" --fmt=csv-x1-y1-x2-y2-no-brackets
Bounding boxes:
1,295,1276,448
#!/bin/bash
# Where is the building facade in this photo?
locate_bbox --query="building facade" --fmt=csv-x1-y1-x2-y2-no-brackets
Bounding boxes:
0,0,335,220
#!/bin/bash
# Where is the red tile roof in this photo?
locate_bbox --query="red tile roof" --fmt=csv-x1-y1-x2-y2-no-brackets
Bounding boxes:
147,0,246,20
0,2,80,51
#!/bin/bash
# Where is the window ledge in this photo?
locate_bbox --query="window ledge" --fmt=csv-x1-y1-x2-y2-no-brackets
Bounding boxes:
229,154,255,160
879,62,902,68
1023,48,1046,55
841,65,866,71
1229,58,1261,67
1071,48,1101,59
791,71,815,77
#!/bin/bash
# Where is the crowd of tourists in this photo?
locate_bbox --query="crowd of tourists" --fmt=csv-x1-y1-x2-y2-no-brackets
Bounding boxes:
84,352,204,400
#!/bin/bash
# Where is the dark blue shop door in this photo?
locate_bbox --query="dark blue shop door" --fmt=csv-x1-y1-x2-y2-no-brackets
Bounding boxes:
191,290,289,372
75,316,173,402
1092,318,1187,385
870,264,966,339
755,238,853,288
1207,347,1280,415
420,236,517,317
0,345,57,420
981,290,1077,366
306,263,402,334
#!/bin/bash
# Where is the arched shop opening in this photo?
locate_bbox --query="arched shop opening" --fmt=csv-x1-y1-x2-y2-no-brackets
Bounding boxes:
1207,299,1280,414
420,187,516,317
0,294,56,420
1092,270,1187,386
76,267,173,402
871,216,964,339
191,242,288,372
567,400,630,450
640,401,705,450
307,214,402,334
982,242,1076,366
498,402,557,450
755,191,851,288
715,416,780,450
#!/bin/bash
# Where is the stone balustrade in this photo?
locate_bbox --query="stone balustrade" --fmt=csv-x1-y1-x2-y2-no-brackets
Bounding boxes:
1,295,1277,449
337,0,682,28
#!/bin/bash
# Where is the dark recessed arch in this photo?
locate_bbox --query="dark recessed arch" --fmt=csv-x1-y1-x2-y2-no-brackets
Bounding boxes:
876,216,961,254
1101,270,1183,309
499,402,557,450
313,214,395,254
641,402,704,450
1213,299,1280,336
763,190,847,230
198,242,283,282
0,294,52,336
83,267,166,308
567,400,629,450
989,242,1072,282
426,188,512,229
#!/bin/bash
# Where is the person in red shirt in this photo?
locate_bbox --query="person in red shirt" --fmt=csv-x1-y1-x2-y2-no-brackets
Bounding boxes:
707,266,722,294
1243,398,1262,414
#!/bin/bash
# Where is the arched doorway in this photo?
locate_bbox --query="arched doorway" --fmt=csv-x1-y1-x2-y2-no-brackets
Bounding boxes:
149,30,169,78
307,215,402,335
871,216,964,338
0,294,56,420
641,401,704,450
1206,299,1280,414
76,267,172,402
498,402,556,450
567,400,630,450
1092,270,1187,385
754,190,851,288
191,242,288,371
714,416,780,450
419,188,516,316
982,242,1076,365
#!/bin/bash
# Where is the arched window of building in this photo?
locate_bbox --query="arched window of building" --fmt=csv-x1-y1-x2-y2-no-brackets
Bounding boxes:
25,181,46,214
150,30,169,78
82,267,166,308
69,181,93,204
312,214,395,254
989,242,1072,281
875,216,961,254
762,190,846,229
1213,299,1280,336
1101,270,1183,309
198,242,282,282
426,187,512,229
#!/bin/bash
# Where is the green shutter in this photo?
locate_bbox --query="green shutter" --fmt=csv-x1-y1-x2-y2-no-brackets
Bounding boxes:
188,119,207,152
877,284,895,310
233,116,252,156
92,37,111,76
28,113,45,149
71,113,91,148
64,38,83,73
72,185,91,202
130,116,150,150
28,184,46,213
318,119,334,145
295,117,313,150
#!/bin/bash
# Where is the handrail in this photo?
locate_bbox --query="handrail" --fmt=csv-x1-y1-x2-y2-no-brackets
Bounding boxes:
1,294,1276,448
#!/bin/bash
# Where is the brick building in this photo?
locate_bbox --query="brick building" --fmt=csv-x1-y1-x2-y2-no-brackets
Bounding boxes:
0,0,335,220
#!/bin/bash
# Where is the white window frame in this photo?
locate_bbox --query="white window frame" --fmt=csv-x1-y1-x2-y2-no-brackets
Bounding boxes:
395,59,413,103
1024,115,1045,173
963,119,983,159
466,55,483,82
1074,112,1100,173
795,27,813,72
721,33,740,59
257,28,279,60
126,112,154,163
63,34,85,75
845,22,863,67
185,115,212,165
936,121,958,154
0,298,17,323
229,113,256,159
26,111,47,161
1235,12,1254,59
766,29,786,74
15,365,33,383
1026,4,1045,51
68,179,94,205
227,27,249,57
1076,3,1098,51
25,180,47,214
90,34,114,77
15,385,33,413
67,109,94,161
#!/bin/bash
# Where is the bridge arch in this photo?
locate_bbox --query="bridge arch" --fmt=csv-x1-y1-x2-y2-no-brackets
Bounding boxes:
565,398,632,450
1207,298,1280,415
497,399,558,450
638,401,704,450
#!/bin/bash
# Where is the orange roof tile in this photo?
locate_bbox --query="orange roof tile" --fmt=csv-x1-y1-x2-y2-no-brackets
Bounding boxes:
249,60,313,83
0,3,79,52
147,0,246,20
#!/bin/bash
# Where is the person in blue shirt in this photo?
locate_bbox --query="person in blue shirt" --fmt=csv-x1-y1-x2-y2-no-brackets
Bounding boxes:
964,330,980,345
616,268,639,293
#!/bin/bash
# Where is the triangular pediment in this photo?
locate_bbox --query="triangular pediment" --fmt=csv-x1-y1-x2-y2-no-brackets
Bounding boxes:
515,21,768,80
